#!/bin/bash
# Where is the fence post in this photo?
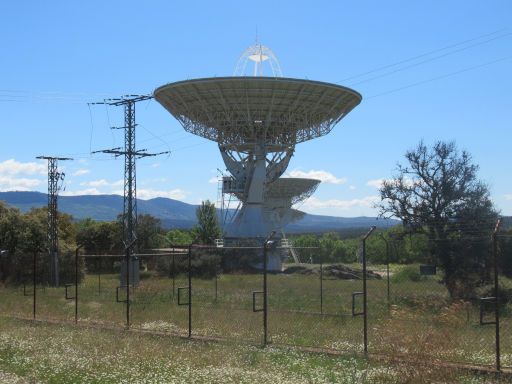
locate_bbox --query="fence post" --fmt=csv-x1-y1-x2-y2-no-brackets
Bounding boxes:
97,257,101,294
124,239,137,330
33,251,37,320
263,241,268,346
187,243,192,338
320,262,323,314
172,254,175,299
263,232,275,347
75,245,82,324
214,269,218,302
125,247,130,329
379,233,391,310
493,218,502,372
362,226,376,356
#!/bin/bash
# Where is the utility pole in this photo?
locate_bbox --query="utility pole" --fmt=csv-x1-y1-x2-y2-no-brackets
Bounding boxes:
91,95,168,285
36,156,73,287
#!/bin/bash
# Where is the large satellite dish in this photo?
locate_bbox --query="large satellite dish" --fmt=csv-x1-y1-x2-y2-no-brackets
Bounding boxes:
154,42,362,270
154,77,361,147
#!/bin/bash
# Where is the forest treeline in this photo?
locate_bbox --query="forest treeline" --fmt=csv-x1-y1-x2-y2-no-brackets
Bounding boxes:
1,141,512,301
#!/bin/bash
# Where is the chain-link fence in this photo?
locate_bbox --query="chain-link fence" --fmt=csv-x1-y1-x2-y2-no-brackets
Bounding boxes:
267,263,364,353
192,247,264,344
368,262,499,367
1,233,512,371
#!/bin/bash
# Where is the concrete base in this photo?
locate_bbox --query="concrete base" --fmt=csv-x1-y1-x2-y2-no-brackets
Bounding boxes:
120,257,140,286
267,248,284,271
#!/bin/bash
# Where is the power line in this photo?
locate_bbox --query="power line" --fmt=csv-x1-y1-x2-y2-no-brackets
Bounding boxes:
348,32,512,87
0,90,113,104
171,141,209,153
137,126,197,146
138,124,172,154
366,55,512,99
336,29,509,84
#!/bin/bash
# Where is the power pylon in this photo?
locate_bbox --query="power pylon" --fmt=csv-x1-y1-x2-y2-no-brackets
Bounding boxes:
36,156,72,287
91,95,169,284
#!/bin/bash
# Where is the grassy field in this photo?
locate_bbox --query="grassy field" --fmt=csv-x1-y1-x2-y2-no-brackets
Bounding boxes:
0,317,506,383
1,263,512,374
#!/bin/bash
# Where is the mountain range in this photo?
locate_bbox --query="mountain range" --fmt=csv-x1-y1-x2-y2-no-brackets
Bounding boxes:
0,191,399,233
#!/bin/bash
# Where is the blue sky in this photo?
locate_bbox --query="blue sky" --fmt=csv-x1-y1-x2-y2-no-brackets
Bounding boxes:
0,1,511,217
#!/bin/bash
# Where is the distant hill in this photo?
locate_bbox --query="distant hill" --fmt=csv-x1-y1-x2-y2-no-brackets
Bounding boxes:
0,191,399,233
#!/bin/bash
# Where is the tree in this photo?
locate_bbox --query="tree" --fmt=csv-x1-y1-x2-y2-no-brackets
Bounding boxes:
136,214,166,251
166,229,194,246
0,203,45,283
0,203,83,284
319,232,353,263
292,234,319,263
75,219,123,254
195,200,221,245
377,141,497,298
25,207,81,285
379,226,430,264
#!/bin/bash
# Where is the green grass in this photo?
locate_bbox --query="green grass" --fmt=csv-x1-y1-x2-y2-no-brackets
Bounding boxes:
1,265,512,372
0,317,505,383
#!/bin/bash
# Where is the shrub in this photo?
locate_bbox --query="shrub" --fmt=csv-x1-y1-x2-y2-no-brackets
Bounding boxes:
392,265,424,283
155,250,222,279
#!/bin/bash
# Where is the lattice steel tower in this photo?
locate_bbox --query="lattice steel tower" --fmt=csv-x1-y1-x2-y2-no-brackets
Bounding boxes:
36,156,72,287
91,95,168,284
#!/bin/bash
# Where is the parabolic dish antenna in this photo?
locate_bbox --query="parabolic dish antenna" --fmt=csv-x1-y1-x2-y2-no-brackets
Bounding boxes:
154,42,362,270
154,77,361,147
265,178,320,206
264,178,321,231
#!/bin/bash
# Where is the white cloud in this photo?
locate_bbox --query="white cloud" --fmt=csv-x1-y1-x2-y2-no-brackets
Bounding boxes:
367,177,414,189
80,179,123,187
0,159,47,191
286,169,347,185
302,195,379,211
367,179,385,188
208,177,219,184
349,185,356,190
72,169,90,176
151,163,160,168
61,188,103,196
504,194,512,201
0,159,46,176
0,176,43,191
